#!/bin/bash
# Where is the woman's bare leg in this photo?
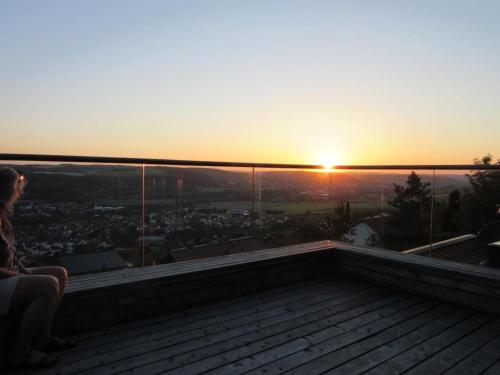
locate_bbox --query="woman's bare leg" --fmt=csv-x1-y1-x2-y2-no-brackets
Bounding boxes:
8,275,59,361
29,266,67,299
28,266,68,343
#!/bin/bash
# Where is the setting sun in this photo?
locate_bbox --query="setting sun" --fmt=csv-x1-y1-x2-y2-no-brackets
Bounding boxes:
321,160,336,170
312,152,344,171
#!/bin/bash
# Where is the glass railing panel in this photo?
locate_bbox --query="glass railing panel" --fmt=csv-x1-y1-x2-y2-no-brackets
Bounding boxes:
252,167,333,248
5,157,499,270
335,169,388,249
367,169,434,251
1,162,143,272
251,167,395,250
428,167,500,267
143,165,254,265
430,169,469,243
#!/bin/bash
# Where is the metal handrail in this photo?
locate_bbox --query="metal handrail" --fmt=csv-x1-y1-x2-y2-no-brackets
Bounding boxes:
2,153,500,170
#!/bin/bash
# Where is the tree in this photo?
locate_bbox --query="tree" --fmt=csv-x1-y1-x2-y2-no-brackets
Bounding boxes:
324,201,352,239
460,154,500,232
385,171,431,249
441,189,462,233
389,172,431,218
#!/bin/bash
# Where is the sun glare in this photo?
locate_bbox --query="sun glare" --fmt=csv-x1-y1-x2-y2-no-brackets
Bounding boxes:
314,153,343,172
322,161,335,170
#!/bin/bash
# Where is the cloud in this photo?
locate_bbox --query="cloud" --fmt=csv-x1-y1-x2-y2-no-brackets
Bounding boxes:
447,87,464,106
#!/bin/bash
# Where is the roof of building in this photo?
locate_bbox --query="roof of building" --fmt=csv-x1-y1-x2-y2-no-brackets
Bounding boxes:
342,222,378,246
57,251,127,275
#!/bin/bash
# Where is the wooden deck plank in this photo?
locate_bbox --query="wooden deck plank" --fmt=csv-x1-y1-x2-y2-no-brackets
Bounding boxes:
444,330,500,375
18,275,500,375
59,278,349,361
58,281,362,368
63,286,387,375
325,306,470,374
70,276,336,344
480,359,500,375
138,293,415,375
408,318,500,375
366,312,491,375
38,281,369,375
245,300,440,375
282,303,453,375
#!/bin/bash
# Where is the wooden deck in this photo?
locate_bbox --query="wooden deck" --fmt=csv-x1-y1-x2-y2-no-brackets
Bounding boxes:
24,276,500,375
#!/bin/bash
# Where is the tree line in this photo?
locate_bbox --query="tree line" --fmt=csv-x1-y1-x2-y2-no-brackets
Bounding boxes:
382,154,500,250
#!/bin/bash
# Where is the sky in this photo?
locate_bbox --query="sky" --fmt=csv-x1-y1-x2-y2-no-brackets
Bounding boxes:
1,0,499,165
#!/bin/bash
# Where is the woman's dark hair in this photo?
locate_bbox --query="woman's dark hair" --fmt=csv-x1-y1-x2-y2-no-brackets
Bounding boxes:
0,167,25,250
0,168,20,210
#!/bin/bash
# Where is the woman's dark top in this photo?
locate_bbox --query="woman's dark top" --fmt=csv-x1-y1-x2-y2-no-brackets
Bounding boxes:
0,238,9,268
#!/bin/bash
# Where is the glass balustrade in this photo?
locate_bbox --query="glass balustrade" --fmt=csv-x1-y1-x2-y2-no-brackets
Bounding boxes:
427,168,500,266
369,169,434,251
2,156,500,274
1,162,143,271
142,165,254,265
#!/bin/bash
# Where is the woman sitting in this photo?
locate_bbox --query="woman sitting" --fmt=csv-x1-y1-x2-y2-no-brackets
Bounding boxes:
0,167,76,369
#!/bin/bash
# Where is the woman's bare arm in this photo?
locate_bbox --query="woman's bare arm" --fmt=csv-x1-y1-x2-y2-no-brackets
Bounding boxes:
18,261,31,274
0,267,22,279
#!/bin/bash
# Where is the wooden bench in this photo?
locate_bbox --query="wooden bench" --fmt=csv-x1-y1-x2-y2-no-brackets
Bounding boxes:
54,241,335,335
331,241,500,315
56,238,500,337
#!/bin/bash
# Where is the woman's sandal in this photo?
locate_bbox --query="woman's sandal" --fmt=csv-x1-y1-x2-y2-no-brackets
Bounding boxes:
8,350,59,370
43,336,78,352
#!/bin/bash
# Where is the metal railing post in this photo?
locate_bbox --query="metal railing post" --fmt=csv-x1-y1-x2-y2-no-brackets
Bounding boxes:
251,167,256,238
141,164,146,267
380,176,385,241
429,169,436,258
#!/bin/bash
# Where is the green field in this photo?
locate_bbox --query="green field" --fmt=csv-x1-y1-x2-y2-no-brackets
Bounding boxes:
197,200,386,215
93,197,390,216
